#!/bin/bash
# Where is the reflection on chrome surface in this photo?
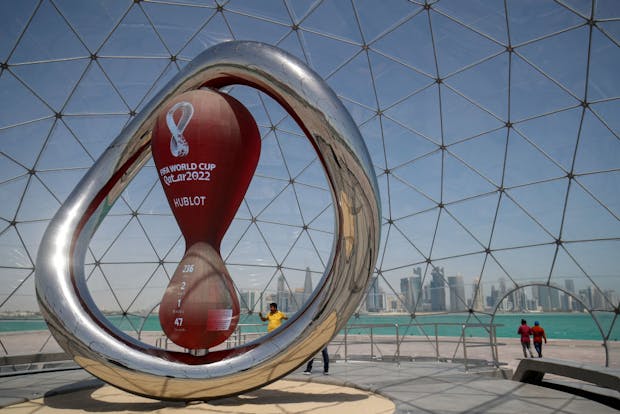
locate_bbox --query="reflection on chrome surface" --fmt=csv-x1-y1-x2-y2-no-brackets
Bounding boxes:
35,41,380,400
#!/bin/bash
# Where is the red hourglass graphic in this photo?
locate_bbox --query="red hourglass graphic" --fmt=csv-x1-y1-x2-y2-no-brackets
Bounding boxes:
151,89,260,351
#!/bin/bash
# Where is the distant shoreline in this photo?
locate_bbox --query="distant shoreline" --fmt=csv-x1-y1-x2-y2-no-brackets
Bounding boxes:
0,310,591,319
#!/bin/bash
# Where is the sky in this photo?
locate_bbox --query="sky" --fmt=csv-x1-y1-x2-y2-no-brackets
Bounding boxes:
0,0,619,320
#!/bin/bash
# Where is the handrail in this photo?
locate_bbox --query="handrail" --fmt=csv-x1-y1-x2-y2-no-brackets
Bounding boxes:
2,321,504,373
339,322,503,369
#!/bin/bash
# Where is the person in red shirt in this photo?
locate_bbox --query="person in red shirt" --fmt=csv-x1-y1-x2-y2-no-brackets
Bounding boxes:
531,321,547,358
517,319,534,358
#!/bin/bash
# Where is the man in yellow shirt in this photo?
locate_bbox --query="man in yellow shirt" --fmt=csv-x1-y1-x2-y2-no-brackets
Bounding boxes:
259,302,288,332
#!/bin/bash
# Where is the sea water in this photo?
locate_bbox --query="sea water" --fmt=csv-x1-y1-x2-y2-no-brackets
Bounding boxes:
1,312,618,341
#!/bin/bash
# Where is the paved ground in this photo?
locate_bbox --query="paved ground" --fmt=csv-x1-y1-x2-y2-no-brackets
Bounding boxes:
1,331,618,413
1,360,618,414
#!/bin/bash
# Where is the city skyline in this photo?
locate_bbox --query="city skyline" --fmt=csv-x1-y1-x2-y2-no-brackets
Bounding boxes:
238,269,619,316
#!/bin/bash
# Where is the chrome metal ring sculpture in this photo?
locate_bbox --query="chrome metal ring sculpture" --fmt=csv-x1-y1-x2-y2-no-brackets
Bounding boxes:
35,41,380,400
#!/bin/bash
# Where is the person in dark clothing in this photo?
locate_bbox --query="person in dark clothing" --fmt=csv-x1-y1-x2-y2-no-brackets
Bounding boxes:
303,347,329,375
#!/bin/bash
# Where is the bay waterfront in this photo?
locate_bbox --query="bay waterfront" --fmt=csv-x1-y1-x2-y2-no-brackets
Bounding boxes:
2,312,617,341
3,313,618,371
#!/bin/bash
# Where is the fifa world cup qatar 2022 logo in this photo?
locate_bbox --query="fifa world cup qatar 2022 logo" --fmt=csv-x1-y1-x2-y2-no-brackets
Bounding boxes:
152,89,261,351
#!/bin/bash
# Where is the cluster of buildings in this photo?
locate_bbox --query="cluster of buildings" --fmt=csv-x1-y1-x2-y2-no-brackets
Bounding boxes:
237,267,618,315
364,267,482,313
239,268,315,314
5,267,616,318
365,267,618,314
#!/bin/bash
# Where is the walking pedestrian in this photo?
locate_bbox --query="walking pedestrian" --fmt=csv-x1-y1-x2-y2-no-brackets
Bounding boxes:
517,319,534,358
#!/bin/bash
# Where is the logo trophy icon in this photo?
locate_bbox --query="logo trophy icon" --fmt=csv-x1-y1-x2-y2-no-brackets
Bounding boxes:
151,89,260,351
166,101,193,157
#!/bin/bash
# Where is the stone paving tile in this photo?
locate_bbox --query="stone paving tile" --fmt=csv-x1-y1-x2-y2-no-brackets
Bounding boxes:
1,361,617,413
288,361,618,414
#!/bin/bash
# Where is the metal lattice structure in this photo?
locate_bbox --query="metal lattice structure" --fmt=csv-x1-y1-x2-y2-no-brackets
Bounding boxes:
1,0,619,363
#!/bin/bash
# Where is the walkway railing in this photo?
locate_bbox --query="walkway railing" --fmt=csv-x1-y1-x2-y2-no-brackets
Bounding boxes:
154,323,265,351
155,321,504,370
1,321,504,374
336,322,503,370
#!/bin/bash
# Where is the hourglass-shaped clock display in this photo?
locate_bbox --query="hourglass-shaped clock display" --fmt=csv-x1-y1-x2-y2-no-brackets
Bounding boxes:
151,89,260,351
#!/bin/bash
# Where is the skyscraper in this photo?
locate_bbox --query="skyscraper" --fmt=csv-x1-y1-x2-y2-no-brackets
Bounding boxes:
537,285,560,311
366,275,383,312
472,277,485,311
239,289,262,313
276,274,290,312
400,277,414,311
430,267,446,311
497,278,508,309
303,267,313,303
400,270,423,312
448,274,466,311
578,288,591,309
563,279,575,311
591,286,606,310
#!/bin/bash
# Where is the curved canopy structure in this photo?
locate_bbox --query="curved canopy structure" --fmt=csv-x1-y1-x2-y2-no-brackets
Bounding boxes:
1,0,619,365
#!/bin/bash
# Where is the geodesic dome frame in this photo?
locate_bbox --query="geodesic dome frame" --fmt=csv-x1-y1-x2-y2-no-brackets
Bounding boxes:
1,0,619,366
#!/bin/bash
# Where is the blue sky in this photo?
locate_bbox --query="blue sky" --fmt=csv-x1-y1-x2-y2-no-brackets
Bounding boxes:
0,0,619,319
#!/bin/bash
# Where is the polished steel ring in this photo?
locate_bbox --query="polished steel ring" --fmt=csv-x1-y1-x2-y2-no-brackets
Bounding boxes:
35,41,381,400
